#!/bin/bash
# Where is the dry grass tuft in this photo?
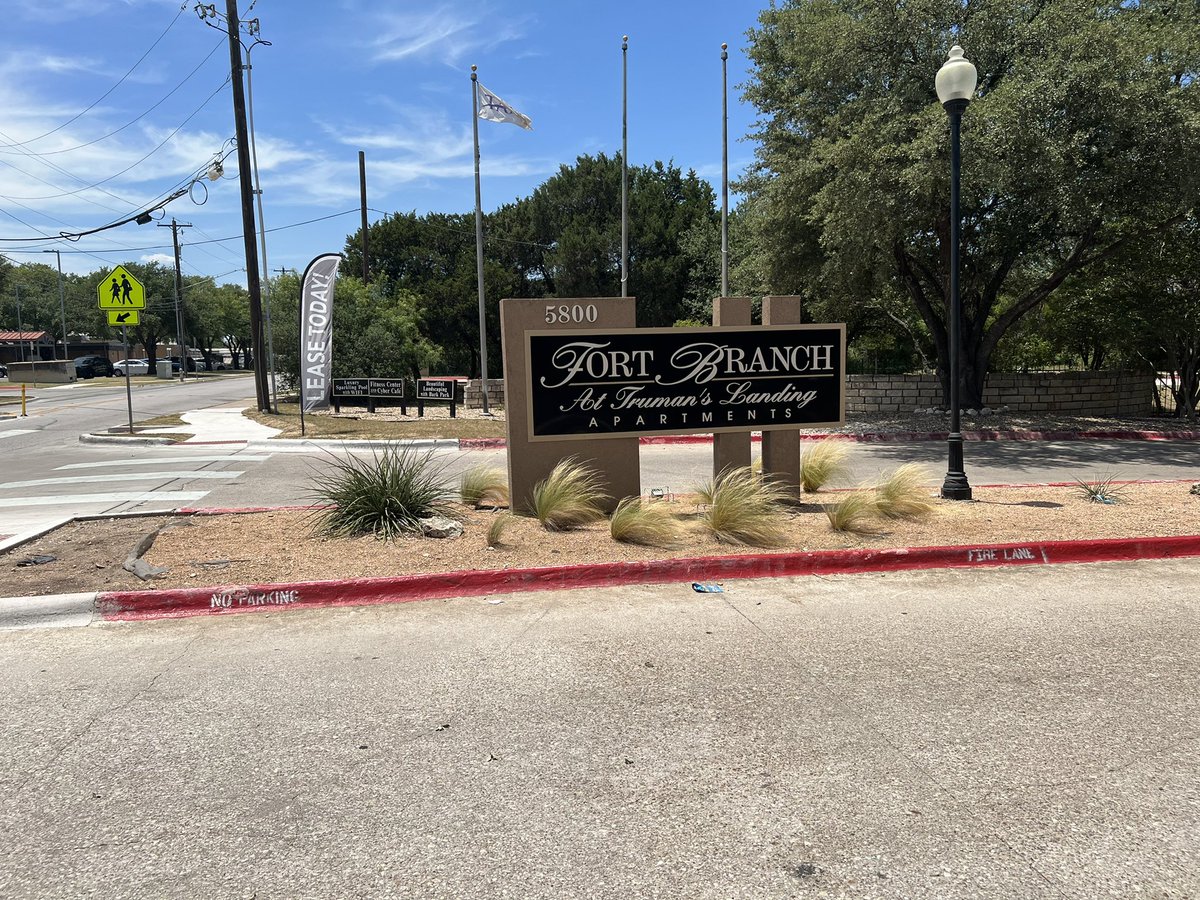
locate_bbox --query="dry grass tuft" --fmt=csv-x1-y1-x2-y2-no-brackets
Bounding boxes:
694,466,790,547
530,458,609,530
800,438,851,492
609,496,684,547
876,464,937,520
824,489,882,533
487,511,513,547
460,465,510,508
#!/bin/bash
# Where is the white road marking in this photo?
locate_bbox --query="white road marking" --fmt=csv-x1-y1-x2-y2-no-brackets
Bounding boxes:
0,472,243,490
0,430,35,440
55,455,268,470
1,492,209,507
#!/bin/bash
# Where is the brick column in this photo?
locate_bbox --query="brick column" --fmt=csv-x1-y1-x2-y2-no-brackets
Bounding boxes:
712,296,753,478
761,295,803,494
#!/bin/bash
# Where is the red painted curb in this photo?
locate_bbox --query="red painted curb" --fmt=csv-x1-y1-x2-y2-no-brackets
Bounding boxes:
459,429,1199,450
95,534,1200,622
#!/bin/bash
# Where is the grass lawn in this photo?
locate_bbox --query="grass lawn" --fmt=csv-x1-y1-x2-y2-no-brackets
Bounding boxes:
245,403,508,440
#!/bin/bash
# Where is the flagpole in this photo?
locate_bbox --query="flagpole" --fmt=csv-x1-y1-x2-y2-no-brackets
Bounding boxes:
621,35,629,298
471,65,491,415
721,42,729,298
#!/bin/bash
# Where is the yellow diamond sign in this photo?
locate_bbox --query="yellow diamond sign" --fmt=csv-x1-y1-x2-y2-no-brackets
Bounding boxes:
97,265,146,310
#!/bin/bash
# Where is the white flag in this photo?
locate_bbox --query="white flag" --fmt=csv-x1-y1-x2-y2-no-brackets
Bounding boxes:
476,82,532,130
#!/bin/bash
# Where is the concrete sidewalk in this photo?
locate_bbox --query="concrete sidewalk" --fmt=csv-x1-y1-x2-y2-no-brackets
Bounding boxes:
1,560,1196,898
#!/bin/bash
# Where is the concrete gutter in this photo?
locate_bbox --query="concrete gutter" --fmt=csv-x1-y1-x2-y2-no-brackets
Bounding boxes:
8,533,1200,629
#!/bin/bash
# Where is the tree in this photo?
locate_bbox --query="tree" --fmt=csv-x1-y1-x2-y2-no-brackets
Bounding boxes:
741,0,1200,407
271,274,443,391
521,154,720,327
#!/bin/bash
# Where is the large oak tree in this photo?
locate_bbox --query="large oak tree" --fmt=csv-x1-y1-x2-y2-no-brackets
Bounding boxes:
740,0,1200,406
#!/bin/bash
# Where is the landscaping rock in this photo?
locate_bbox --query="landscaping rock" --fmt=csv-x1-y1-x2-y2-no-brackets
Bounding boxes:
981,407,994,416
1191,483,1200,496
419,516,464,539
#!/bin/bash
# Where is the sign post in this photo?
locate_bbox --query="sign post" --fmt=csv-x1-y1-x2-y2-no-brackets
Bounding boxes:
122,326,134,434
97,265,146,435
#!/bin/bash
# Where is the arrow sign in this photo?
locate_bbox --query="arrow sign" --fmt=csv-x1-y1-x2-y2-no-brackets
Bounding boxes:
106,309,140,326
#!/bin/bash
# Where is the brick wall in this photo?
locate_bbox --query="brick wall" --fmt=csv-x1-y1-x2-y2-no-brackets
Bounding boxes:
465,378,506,409
469,373,1153,416
846,372,1155,416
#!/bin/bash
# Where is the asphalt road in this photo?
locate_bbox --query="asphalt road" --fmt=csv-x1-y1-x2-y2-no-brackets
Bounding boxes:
1,560,1197,898
1,378,1196,546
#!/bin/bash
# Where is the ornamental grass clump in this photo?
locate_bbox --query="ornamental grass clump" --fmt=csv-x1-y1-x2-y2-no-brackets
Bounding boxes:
310,446,455,540
1074,474,1128,504
530,458,609,530
875,464,937,520
460,465,510,508
609,496,684,548
823,489,881,534
695,466,790,547
487,511,513,547
800,438,850,493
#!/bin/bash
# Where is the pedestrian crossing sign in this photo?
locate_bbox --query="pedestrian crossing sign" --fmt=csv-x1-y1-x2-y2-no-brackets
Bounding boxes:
107,309,140,326
97,265,146,310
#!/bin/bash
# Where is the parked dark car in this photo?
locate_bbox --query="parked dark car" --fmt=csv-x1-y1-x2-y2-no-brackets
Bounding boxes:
74,356,114,379
169,356,199,372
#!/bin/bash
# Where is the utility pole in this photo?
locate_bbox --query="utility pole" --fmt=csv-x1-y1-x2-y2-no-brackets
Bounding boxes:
224,0,268,411
158,219,192,382
359,151,369,282
14,285,24,363
42,249,69,360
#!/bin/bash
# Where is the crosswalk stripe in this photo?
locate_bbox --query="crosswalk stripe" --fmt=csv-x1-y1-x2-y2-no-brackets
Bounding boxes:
3,491,209,507
0,472,244,490
56,455,269,470
0,430,35,440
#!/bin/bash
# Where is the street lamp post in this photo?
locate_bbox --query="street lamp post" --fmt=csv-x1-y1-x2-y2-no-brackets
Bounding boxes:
42,249,69,361
936,45,977,501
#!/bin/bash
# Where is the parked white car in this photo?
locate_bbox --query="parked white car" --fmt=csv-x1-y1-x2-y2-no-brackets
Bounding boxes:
113,358,149,376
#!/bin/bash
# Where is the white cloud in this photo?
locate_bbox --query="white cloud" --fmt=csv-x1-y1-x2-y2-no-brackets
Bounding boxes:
364,4,533,67
140,252,174,266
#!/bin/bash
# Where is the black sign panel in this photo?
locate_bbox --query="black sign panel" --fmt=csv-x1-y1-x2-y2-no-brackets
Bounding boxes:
369,378,406,398
417,379,457,401
526,325,845,440
332,378,369,397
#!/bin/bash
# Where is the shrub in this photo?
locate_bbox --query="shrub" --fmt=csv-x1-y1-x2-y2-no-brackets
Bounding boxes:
311,447,455,540
875,464,937,520
461,465,509,508
695,466,790,546
1074,474,1128,504
487,511,513,547
800,438,850,492
531,458,609,530
823,489,881,533
609,496,684,547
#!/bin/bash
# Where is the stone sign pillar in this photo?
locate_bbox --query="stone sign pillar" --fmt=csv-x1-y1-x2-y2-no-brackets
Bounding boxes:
761,295,803,493
500,297,641,515
712,296,753,478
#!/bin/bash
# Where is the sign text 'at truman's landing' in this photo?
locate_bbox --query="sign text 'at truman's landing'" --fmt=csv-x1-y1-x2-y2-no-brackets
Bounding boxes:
526,325,846,441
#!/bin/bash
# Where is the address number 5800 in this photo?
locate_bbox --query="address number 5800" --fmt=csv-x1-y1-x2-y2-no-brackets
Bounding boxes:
544,303,599,324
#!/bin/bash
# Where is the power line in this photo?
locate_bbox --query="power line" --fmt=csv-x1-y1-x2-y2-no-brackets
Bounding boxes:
0,39,226,159
0,208,363,254
0,78,231,203
0,2,191,150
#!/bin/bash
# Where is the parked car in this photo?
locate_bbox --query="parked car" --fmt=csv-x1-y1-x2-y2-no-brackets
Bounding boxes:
74,355,114,379
113,358,149,376
0,363,7,378
168,355,198,372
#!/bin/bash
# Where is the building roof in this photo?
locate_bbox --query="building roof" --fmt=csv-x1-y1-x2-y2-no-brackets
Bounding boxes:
0,331,49,342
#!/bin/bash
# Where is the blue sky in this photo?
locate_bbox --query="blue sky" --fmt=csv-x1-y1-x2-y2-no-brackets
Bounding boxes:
0,0,764,287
